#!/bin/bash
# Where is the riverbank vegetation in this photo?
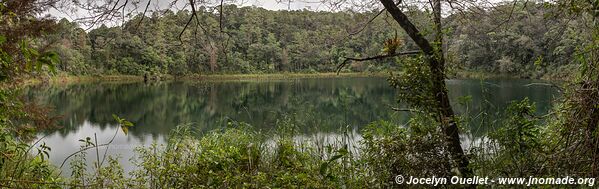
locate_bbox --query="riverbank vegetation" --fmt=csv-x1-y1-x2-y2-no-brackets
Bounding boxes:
30,72,388,85
1,0,598,188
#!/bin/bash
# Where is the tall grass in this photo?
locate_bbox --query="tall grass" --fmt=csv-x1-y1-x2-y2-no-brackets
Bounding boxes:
2,97,598,188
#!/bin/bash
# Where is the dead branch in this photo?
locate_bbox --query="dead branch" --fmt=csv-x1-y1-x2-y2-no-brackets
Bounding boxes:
524,82,564,93
219,0,225,32
179,0,197,43
348,9,386,36
134,0,152,29
391,107,425,113
488,0,521,32
336,50,421,74
347,1,403,36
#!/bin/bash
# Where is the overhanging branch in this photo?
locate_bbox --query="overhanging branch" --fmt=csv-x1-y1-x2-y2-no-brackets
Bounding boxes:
391,107,426,113
336,50,421,74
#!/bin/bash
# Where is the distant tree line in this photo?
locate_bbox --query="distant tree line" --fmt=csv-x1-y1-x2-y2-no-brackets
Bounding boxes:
46,2,587,78
445,1,589,79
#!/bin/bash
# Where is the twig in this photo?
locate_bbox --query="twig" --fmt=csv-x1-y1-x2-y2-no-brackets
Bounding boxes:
10,134,49,178
348,0,407,36
348,9,386,36
488,0,521,32
178,0,196,43
94,133,100,178
134,0,152,29
524,82,563,92
59,127,120,173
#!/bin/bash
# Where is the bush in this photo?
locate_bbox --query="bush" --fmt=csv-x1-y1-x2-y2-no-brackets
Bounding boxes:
472,98,547,178
361,116,452,188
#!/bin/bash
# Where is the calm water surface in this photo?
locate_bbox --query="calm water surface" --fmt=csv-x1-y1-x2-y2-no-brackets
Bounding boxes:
26,77,559,174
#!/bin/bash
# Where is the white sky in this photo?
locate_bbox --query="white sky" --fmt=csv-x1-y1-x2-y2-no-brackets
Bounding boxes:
47,0,335,28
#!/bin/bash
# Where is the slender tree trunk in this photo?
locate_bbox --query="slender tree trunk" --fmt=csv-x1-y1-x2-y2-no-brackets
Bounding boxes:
379,0,472,176
281,47,289,72
204,41,218,73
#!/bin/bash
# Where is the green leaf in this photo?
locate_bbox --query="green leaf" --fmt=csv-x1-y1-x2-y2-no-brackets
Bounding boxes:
328,154,343,162
48,63,56,74
44,51,60,65
35,61,42,71
30,48,39,57
123,120,134,127
121,126,129,135
319,162,328,176
0,35,6,45
337,145,348,155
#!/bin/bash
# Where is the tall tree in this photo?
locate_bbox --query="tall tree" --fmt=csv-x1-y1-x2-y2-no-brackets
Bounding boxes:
380,0,471,176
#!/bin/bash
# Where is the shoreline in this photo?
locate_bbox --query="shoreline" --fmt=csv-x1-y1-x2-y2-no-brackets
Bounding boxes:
181,72,389,81
23,71,562,86
28,72,389,85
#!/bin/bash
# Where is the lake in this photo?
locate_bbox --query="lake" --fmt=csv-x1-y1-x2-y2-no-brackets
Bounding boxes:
26,77,559,175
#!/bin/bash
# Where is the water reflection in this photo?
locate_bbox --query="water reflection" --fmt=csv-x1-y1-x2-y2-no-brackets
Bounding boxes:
29,78,403,137
26,77,559,174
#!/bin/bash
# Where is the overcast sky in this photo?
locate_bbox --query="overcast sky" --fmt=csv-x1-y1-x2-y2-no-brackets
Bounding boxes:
47,0,338,28
47,0,507,29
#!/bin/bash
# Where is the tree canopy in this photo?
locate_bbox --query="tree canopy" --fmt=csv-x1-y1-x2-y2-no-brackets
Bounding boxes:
38,2,588,80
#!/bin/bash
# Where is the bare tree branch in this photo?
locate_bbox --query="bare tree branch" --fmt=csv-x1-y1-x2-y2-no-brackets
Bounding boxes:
488,0,521,32
348,9,386,36
347,0,404,36
336,50,421,74
134,0,152,29
391,107,425,113
179,0,197,43
219,0,225,32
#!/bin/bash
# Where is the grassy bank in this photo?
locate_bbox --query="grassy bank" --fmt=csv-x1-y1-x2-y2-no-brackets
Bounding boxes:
21,71,561,87
182,72,387,81
22,74,144,86
25,72,388,85
452,70,508,80
46,74,144,84
452,69,575,81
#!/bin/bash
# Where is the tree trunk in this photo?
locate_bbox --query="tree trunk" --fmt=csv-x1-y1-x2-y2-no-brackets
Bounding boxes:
281,47,289,72
379,0,472,177
204,41,218,73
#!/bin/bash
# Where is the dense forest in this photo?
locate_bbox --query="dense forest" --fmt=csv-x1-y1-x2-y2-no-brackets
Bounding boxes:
48,2,586,79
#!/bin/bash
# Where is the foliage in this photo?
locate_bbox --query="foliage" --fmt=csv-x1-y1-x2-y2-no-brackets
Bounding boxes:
59,122,366,188
2,0,599,188
541,19,599,177
0,88,61,187
46,7,409,76
361,117,451,187
383,37,403,55
446,1,592,79
470,2,599,179
472,98,547,177
24,2,587,80
387,55,437,113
